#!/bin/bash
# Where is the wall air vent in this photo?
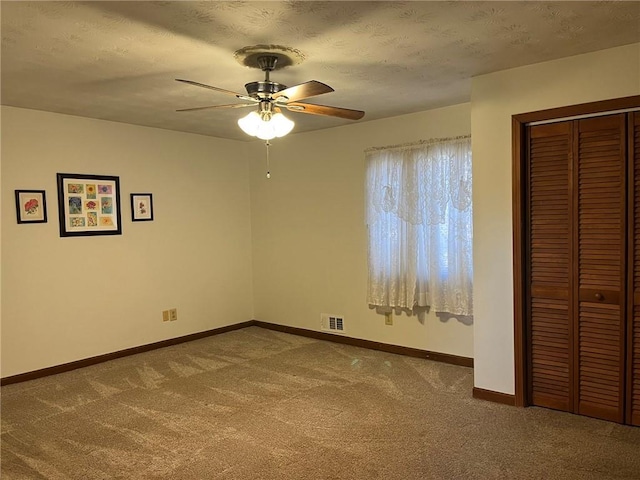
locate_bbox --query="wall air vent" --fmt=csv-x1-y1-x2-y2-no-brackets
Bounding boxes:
321,313,346,334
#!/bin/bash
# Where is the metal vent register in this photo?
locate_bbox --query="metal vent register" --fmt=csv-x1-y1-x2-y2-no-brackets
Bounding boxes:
321,313,345,333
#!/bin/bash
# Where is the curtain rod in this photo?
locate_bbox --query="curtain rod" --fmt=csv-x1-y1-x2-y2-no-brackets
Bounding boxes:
364,134,471,153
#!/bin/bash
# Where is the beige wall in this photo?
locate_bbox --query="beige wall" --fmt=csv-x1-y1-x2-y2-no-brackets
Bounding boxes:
249,104,474,357
472,43,640,394
1,107,254,377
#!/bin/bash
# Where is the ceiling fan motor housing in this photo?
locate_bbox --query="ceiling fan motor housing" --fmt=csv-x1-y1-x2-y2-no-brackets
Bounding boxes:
245,81,287,99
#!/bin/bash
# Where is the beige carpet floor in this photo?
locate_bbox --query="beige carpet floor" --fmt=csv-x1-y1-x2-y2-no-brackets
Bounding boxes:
1,326,640,479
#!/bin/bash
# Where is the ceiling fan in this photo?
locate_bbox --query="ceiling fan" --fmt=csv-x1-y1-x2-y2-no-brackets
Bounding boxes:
175,45,365,140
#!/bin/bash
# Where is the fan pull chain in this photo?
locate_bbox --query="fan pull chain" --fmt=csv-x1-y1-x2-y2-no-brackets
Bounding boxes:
265,140,271,179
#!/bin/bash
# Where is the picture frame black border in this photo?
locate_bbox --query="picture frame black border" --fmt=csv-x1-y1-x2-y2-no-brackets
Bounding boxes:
130,193,154,222
56,173,122,237
15,189,48,224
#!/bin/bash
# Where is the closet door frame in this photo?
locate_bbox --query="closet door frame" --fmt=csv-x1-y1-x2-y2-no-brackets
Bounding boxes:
512,95,640,408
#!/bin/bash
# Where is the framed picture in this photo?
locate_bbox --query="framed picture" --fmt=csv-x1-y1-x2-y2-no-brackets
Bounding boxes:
56,173,122,237
15,190,47,224
131,193,154,222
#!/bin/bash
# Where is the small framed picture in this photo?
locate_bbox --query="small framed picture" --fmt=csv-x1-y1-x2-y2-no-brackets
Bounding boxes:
15,190,47,224
131,193,153,222
56,173,122,237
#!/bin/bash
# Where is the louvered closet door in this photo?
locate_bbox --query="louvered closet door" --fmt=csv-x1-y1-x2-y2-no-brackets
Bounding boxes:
630,111,640,427
575,114,627,423
527,121,573,412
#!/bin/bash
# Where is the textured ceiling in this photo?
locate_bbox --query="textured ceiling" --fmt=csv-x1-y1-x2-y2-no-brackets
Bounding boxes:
1,1,639,141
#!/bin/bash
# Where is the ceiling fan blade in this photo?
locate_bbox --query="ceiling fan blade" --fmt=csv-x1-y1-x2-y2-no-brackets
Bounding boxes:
175,78,247,98
286,102,365,120
176,103,256,112
272,80,334,102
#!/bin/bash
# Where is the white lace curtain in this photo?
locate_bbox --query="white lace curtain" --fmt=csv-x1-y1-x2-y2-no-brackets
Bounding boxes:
365,136,473,316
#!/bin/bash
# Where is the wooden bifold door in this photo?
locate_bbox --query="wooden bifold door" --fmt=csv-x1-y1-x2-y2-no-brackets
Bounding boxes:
525,111,640,425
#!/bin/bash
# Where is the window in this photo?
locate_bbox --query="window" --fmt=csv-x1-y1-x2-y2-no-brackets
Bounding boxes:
365,136,472,316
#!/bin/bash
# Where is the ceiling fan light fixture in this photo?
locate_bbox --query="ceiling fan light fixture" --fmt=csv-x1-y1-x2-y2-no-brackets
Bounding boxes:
270,112,295,137
237,111,261,137
238,110,294,140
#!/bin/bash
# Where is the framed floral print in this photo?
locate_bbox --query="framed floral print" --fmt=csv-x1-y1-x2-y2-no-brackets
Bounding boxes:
56,173,122,237
131,193,154,222
15,190,47,224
